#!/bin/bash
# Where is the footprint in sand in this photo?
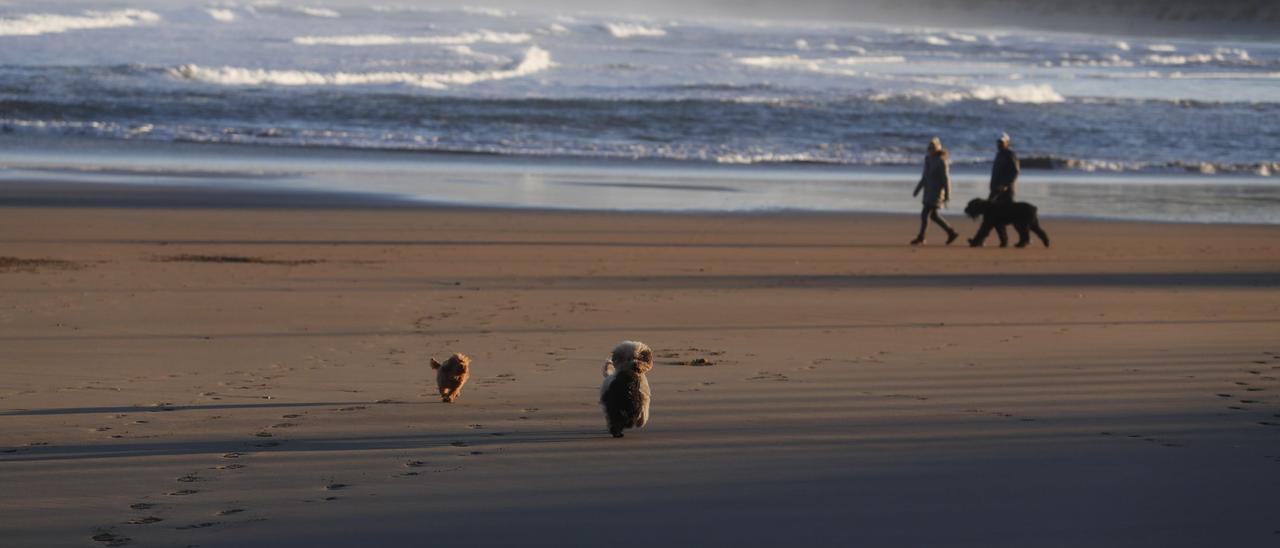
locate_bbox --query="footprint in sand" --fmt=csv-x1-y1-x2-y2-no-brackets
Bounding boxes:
335,406,366,412
271,423,296,429
450,442,469,447
175,522,220,530
213,464,245,470
91,531,131,546
221,452,243,459
175,474,203,483
129,503,156,511
1114,432,1183,448
747,372,789,382
253,432,273,438
125,516,162,525
216,509,245,516
168,489,199,496
324,483,348,491
281,414,303,419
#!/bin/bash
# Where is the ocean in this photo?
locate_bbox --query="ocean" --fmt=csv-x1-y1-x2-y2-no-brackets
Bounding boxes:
1,2,1278,222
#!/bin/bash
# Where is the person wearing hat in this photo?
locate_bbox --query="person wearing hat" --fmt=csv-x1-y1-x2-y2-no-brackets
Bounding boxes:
910,137,959,246
990,133,1020,204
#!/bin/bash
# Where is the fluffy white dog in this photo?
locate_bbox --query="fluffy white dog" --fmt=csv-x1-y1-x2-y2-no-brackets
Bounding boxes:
600,340,653,438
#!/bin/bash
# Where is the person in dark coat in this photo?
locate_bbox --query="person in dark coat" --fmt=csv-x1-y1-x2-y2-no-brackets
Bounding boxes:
989,133,1020,203
910,137,959,246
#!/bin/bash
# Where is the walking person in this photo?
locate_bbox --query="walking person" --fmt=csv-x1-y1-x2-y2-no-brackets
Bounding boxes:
911,137,959,246
989,132,1020,203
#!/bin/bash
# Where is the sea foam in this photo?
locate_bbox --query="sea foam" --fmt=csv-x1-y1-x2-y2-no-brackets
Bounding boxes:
0,9,159,36
171,45,552,90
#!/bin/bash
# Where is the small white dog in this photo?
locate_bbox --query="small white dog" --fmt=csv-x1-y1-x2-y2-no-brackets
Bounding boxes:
600,341,653,438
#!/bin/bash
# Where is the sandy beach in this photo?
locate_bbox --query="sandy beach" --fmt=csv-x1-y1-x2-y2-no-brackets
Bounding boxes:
2,187,1279,547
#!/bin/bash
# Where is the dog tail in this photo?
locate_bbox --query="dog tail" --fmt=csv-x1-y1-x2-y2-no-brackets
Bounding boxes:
430,358,442,370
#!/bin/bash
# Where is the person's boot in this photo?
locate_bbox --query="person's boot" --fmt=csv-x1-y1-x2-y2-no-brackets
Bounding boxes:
946,231,959,245
909,236,925,246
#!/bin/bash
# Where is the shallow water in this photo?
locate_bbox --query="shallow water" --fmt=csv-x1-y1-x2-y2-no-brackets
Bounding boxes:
2,137,1277,224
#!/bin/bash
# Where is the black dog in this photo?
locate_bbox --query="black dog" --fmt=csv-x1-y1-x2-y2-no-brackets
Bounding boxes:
964,198,1050,248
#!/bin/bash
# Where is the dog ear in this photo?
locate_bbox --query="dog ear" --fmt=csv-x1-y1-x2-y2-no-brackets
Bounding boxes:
603,361,615,378
430,358,442,370
639,347,652,365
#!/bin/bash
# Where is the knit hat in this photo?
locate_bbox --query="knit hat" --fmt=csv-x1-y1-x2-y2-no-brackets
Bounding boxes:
998,132,1011,144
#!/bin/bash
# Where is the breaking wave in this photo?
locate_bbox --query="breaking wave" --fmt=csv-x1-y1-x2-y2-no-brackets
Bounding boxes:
205,8,237,23
1143,48,1251,66
169,45,552,90
735,54,908,78
0,8,159,36
871,84,1066,105
459,6,514,18
293,30,532,47
602,22,666,38
245,4,340,18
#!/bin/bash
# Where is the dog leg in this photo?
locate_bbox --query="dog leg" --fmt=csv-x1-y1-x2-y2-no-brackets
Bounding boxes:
1014,222,1031,247
996,225,1009,247
1031,221,1051,247
969,221,993,247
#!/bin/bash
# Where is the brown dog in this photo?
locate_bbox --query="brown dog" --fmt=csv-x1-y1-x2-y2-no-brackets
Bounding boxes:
429,353,471,403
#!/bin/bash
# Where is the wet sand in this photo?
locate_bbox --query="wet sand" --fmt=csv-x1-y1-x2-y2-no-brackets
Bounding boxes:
2,189,1279,547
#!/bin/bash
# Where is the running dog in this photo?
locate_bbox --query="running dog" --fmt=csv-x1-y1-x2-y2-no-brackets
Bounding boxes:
600,341,653,438
430,353,471,403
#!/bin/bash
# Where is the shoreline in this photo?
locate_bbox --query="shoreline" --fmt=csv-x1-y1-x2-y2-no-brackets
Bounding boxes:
4,133,1277,183
3,178,1279,228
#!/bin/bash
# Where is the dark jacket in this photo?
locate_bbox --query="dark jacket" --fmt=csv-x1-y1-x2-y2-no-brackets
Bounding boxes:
914,153,951,207
990,148,1019,199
